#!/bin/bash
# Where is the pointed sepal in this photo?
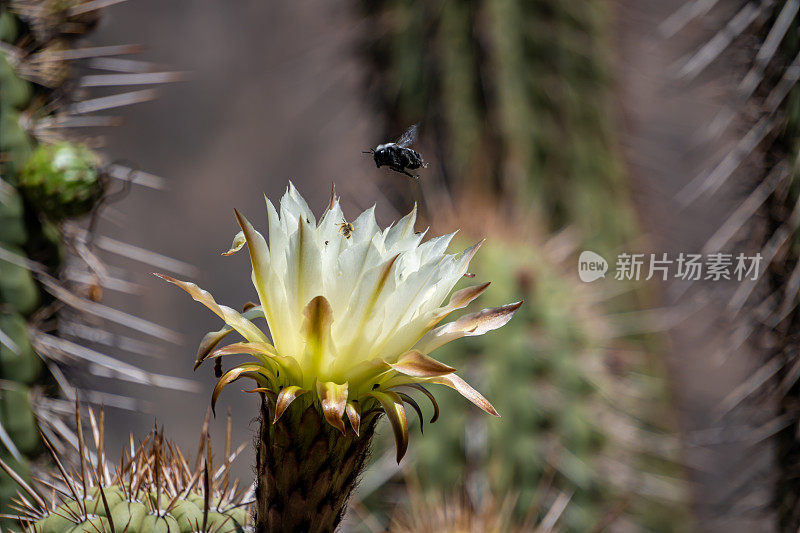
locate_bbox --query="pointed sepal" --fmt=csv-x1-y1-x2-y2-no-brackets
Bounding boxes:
415,300,523,353
316,381,348,435
389,350,456,378
368,390,409,462
155,274,268,343
345,400,361,436
428,373,499,417
212,363,274,415
222,231,246,256
195,306,265,370
274,386,308,423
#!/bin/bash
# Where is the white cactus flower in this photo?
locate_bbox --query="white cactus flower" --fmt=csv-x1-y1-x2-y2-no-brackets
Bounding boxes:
158,183,521,461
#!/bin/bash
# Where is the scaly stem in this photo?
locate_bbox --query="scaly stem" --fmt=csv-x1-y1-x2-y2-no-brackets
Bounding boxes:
254,395,378,532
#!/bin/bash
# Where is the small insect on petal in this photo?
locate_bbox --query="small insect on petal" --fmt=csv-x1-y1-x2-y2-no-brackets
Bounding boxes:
389,350,456,378
316,381,348,435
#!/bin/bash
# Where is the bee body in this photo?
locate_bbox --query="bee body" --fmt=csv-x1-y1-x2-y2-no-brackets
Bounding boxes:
365,124,427,178
337,220,354,239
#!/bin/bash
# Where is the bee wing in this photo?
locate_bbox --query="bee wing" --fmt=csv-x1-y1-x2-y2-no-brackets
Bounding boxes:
396,124,419,148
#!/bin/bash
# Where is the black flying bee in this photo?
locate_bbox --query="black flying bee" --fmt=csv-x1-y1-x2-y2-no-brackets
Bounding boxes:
364,124,428,178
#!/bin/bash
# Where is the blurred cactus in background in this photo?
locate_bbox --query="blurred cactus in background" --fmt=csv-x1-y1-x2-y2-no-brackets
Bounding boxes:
359,0,636,252
358,0,688,530
406,203,686,530
0,0,190,523
389,479,572,532
660,0,800,528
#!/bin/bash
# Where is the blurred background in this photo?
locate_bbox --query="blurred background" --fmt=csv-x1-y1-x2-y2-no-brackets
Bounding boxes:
3,0,800,531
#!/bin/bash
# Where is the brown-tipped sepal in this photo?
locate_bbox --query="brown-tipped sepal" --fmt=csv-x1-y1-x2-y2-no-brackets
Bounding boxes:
316,381,348,435
274,386,308,423
368,390,409,462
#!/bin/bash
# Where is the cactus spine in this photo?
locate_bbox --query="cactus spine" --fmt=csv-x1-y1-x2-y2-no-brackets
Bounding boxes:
4,405,252,532
0,0,187,520
656,0,800,527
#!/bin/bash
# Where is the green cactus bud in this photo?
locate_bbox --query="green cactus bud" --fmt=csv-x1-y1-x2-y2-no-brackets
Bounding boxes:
19,142,104,220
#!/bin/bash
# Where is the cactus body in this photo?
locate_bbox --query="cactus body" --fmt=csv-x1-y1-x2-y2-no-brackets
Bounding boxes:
30,489,249,533
5,406,252,533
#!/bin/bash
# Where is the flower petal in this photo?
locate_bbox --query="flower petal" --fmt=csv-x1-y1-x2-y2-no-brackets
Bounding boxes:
442,282,491,314
302,296,334,375
156,274,269,344
428,373,499,417
345,400,361,436
274,385,308,423
368,390,409,463
316,381,348,435
212,364,275,414
414,300,523,353
406,384,439,423
195,306,265,369
233,210,270,285
389,350,456,378
345,358,391,392
384,204,417,249
396,392,424,434
204,342,303,384
222,231,246,256
283,181,316,227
